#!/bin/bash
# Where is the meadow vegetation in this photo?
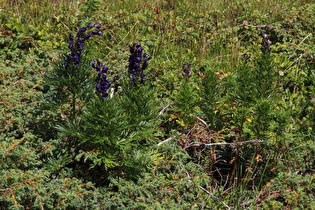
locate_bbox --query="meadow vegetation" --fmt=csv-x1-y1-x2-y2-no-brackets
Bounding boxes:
1,0,315,209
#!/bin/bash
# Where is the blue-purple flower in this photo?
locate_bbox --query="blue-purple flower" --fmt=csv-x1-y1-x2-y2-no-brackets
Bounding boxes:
182,63,192,80
64,23,103,67
92,59,111,98
261,31,272,52
128,43,151,84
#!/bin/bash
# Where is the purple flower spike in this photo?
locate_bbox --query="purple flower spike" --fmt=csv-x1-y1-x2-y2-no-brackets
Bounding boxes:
68,34,74,50
92,59,111,99
182,63,192,80
261,31,272,52
128,43,151,84
64,23,103,67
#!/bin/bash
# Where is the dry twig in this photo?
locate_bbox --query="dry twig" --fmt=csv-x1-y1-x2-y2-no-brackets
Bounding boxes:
199,186,231,209
185,139,266,149
157,133,182,146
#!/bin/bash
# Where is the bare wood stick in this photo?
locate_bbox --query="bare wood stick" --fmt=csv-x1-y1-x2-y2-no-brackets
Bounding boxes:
199,186,231,209
185,139,266,149
157,133,182,146
239,22,280,28
156,104,170,118
196,116,209,128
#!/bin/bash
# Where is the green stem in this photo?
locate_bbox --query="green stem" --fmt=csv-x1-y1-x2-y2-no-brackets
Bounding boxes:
71,92,76,120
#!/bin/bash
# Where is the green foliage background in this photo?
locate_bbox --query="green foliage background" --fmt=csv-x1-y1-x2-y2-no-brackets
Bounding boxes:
1,0,315,209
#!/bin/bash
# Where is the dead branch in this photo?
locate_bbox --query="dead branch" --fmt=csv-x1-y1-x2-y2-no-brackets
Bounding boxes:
157,133,182,146
195,116,209,128
156,104,170,119
185,139,267,149
199,186,231,209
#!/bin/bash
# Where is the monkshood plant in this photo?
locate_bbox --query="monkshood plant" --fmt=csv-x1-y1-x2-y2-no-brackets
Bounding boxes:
41,23,104,175
232,31,281,140
44,23,103,120
68,43,160,179
171,63,198,128
44,22,160,179
197,63,225,130
223,31,287,193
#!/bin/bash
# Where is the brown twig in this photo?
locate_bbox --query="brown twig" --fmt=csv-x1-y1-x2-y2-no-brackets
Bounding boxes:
156,104,170,119
199,186,231,209
185,139,267,149
195,116,209,128
156,133,182,146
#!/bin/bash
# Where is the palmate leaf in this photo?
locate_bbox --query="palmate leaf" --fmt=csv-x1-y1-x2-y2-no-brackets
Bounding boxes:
43,154,72,172
55,119,81,138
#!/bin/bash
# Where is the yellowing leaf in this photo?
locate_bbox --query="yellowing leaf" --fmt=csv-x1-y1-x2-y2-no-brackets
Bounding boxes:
279,71,284,76
168,114,177,121
176,119,186,127
246,118,252,123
